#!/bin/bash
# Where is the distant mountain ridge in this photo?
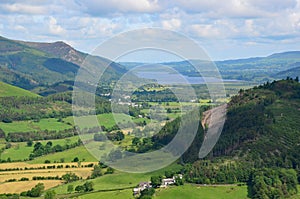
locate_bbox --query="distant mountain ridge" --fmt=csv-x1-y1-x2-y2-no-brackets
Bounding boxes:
274,63,300,79
121,51,300,82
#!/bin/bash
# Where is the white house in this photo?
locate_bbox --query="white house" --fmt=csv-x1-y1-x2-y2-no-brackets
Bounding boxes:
133,182,152,196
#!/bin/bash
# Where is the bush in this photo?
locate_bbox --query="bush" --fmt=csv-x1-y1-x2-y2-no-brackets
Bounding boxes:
44,190,56,199
62,173,80,183
73,157,79,162
22,183,44,197
67,185,74,193
2,118,12,123
75,185,85,192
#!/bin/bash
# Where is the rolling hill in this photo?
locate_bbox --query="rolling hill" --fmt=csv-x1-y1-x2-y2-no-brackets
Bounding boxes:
0,81,39,97
274,63,300,79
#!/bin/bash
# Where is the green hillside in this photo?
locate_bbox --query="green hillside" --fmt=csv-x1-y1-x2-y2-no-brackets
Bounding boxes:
0,81,39,97
213,78,300,168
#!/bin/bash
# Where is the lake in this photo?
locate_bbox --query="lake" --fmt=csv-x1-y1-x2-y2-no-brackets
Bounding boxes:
135,71,239,85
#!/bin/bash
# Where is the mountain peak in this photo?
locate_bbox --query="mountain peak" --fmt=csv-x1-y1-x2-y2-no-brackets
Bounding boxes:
22,40,86,66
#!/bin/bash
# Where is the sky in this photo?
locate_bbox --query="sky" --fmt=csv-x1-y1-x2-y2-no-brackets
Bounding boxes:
0,0,300,61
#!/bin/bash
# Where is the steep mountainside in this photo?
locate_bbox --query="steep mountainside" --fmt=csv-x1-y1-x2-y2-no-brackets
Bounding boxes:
0,36,127,90
213,78,300,168
145,79,300,168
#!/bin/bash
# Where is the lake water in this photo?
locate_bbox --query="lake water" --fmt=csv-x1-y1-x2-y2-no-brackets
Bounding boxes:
135,71,238,85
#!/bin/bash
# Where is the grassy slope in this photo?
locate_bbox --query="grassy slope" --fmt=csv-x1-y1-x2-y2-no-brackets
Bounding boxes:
51,163,183,195
0,82,39,97
63,113,150,129
154,184,249,199
0,118,73,134
71,184,249,199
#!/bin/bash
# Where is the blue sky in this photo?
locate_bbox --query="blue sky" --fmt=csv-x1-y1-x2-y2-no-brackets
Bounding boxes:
0,0,300,61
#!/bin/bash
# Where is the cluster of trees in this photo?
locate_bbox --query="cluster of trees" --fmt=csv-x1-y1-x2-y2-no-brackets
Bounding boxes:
249,168,298,199
90,165,102,179
29,140,81,160
185,160,252,184
7,128,78,142
94,131,125,142
62,172,81,183
139,188,155,199
132,89,178,102
20,183,44,197
0,91,114,122
0,96,72,122
183,159,300,198
75,181,94,193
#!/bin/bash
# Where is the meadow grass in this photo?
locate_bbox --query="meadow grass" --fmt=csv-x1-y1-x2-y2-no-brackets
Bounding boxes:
154,184,249,199
55,183,249,199
0,118,73,134
64,113,150,129
0,82,39,97
51,163,183,194
77,189,133,199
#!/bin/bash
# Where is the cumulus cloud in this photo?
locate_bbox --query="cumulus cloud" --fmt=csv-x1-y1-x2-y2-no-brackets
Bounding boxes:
48,16,66,35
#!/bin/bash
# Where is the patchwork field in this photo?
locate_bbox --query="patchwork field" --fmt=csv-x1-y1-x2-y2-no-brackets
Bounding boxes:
0,162,96,194
0,180,62,194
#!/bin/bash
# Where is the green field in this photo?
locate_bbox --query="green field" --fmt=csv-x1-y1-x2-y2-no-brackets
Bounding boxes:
64,113,150,129
1,136,80,161
154,184,249,199
0,82,39,97
51,163,183,195
77,189,133,199
28,145,97,164
69,184,249,199
0,118,73,134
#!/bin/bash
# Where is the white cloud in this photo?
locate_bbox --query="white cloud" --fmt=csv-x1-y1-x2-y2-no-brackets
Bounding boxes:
189,24,221,38
78,0,161,15
161,19,181,30
48,16,66,35
0,3,47,15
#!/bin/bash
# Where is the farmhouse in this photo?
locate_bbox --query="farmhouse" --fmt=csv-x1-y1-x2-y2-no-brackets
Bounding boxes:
133,181,152,196
162,178,175,186
161,174,183,188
